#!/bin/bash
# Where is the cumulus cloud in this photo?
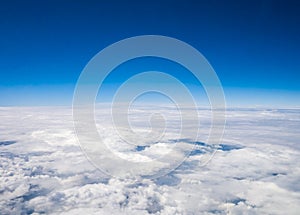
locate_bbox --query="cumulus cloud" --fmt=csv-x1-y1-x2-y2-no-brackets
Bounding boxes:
0,106,300,214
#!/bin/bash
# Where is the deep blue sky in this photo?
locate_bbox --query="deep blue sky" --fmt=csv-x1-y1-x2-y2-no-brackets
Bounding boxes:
0,0,299,107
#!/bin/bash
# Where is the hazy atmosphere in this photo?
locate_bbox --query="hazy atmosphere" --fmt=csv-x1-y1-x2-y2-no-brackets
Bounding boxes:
1,0,300,107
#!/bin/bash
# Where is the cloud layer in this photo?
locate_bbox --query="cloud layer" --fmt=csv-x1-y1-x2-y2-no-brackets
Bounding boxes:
0,106,300,214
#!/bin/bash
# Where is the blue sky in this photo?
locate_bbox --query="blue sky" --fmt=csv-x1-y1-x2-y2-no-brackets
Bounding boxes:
0,0,299,107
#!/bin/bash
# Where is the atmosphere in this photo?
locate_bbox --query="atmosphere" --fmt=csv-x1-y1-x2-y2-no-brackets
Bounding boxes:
1,0,299,107
2,1,300,214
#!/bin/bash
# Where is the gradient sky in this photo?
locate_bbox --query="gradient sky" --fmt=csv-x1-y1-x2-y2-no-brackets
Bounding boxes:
0,0,299,107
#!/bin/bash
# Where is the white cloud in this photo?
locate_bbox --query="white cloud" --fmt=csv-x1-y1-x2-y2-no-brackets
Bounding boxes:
0,106,299,214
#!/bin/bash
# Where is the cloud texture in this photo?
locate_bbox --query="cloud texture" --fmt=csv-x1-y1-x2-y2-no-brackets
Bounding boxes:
0,106,300,214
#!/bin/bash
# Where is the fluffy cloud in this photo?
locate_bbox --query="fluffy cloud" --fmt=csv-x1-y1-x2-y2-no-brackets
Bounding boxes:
0,106,300,214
